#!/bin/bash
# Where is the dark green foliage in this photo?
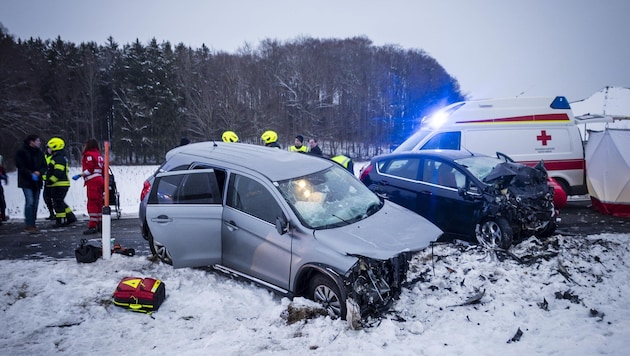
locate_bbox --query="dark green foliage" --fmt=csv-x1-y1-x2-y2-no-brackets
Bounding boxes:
0,27,465,166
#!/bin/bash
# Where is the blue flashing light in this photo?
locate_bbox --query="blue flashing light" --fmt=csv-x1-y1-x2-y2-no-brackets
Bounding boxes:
550,96,571,110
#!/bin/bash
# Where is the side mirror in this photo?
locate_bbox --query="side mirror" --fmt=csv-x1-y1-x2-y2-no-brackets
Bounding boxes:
275,215,288,235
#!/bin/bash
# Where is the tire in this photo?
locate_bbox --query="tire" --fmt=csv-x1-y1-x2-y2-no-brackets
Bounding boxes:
148,231,173,265
476,217,513,249
309,274,346,319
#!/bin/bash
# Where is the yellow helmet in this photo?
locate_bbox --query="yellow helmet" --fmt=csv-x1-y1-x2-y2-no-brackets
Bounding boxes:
261,130,278,144
222,131,239,143
47,137,65,151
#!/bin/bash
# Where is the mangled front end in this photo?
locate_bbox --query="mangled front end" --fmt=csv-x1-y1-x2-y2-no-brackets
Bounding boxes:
342,252,413,327
483,160,556,240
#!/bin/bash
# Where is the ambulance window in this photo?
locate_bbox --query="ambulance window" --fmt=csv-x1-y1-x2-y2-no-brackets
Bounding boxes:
421,132,461,150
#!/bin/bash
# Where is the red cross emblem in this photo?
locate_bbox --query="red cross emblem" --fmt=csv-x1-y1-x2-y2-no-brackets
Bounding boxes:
537,130,552,146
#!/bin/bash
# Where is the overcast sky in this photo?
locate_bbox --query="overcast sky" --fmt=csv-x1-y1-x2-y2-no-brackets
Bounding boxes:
2,0,629,102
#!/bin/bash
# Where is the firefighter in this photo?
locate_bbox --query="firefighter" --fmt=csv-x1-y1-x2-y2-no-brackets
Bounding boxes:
222,131,239,143
46,137,77,227
261,130,281,149
42,146,56,220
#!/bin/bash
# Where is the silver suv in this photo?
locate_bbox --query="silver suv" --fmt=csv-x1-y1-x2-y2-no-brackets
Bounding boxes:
139,142,442,325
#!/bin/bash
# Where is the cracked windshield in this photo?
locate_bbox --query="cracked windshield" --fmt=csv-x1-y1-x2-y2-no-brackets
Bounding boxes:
277,166,382,229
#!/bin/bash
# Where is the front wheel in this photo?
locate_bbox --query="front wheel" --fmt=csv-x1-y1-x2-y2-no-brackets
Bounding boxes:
148,231,173,265
309,274,346,319
476,217,513,249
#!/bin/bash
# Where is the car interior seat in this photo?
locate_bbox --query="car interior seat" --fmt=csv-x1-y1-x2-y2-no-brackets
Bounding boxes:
437,164,457,188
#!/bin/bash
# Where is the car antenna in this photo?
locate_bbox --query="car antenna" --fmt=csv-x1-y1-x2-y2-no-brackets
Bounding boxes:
462,146,475,156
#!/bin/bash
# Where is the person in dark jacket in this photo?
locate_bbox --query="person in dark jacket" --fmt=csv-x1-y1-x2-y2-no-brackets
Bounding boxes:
46,137,77,228
14,134,47,233
307,138,323,156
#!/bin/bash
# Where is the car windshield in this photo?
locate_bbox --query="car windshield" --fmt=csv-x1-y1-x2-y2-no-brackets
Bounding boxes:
454,156,502,182
277,165,383,229
394,129,433,152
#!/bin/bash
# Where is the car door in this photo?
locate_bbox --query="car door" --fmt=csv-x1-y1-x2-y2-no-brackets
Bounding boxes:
370,156,424,213
417,158,480,237
145,169,223,268
221,173,292,291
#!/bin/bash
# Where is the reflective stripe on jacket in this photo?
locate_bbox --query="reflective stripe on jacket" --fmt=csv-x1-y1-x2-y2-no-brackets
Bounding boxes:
47,151,70,187
288,145,308,153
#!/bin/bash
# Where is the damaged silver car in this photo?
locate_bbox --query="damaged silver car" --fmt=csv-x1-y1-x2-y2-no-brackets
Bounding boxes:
140,142,442,326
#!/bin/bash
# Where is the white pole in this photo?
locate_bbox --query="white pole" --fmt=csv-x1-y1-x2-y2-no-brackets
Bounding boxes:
102,141,112,259
102,207,112,259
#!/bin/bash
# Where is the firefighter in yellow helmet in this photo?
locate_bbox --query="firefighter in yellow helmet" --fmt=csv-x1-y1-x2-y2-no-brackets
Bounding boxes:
42,145,56,220
46,137,77,227
222,131,239,143
261,130,281,149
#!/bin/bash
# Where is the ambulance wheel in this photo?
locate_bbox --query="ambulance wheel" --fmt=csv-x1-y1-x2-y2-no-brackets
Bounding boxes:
476,217,513,250
148,231,173,265
309,274,346,319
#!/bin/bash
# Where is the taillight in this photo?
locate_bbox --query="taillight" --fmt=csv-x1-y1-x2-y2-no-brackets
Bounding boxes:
359,164,373,182
140,180,151,201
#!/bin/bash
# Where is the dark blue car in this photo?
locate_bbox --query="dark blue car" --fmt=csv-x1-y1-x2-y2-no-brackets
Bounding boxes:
359,150,557,249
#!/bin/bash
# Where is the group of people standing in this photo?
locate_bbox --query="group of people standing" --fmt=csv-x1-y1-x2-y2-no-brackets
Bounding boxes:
13,134,105,235
221,130,351,172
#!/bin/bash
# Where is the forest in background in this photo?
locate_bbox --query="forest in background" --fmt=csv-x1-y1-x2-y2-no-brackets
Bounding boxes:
0,24,464,167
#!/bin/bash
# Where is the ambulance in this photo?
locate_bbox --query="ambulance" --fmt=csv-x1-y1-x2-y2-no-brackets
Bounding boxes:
394,96,586,196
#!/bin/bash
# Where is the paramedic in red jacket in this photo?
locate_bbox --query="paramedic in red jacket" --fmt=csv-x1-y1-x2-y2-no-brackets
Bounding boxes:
73,138,104,235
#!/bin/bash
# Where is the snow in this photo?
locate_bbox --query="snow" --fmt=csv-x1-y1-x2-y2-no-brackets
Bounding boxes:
2,166,630,354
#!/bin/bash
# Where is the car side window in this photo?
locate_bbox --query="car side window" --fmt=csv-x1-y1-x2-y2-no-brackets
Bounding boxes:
226,174,282,224
379,158,420,180
149,171,221,205
421,160,465,189
192,164,227,202
421,131,461,150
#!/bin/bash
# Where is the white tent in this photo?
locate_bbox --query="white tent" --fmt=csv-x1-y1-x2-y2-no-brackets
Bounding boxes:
585,129,630,217
572,86,630,141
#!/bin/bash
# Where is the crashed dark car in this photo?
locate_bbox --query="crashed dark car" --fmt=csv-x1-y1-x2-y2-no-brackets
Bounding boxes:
359,150,557,249
139,142,442,326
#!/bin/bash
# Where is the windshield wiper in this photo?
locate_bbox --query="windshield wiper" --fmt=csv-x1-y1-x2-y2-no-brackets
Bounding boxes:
331,214,352,226
366,201,382,216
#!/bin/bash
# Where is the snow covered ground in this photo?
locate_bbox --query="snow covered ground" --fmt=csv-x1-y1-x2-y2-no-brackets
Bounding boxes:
1,166,630,354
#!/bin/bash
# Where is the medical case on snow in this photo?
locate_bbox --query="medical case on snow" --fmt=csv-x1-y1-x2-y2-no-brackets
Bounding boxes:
113,277,166,313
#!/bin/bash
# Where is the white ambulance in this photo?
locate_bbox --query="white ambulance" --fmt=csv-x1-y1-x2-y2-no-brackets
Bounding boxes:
394,96,586,195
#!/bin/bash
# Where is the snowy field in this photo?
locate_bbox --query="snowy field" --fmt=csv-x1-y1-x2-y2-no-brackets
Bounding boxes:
1,166,630,354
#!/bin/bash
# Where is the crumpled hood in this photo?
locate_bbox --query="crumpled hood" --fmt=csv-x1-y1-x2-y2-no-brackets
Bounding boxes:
313,200,443,260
